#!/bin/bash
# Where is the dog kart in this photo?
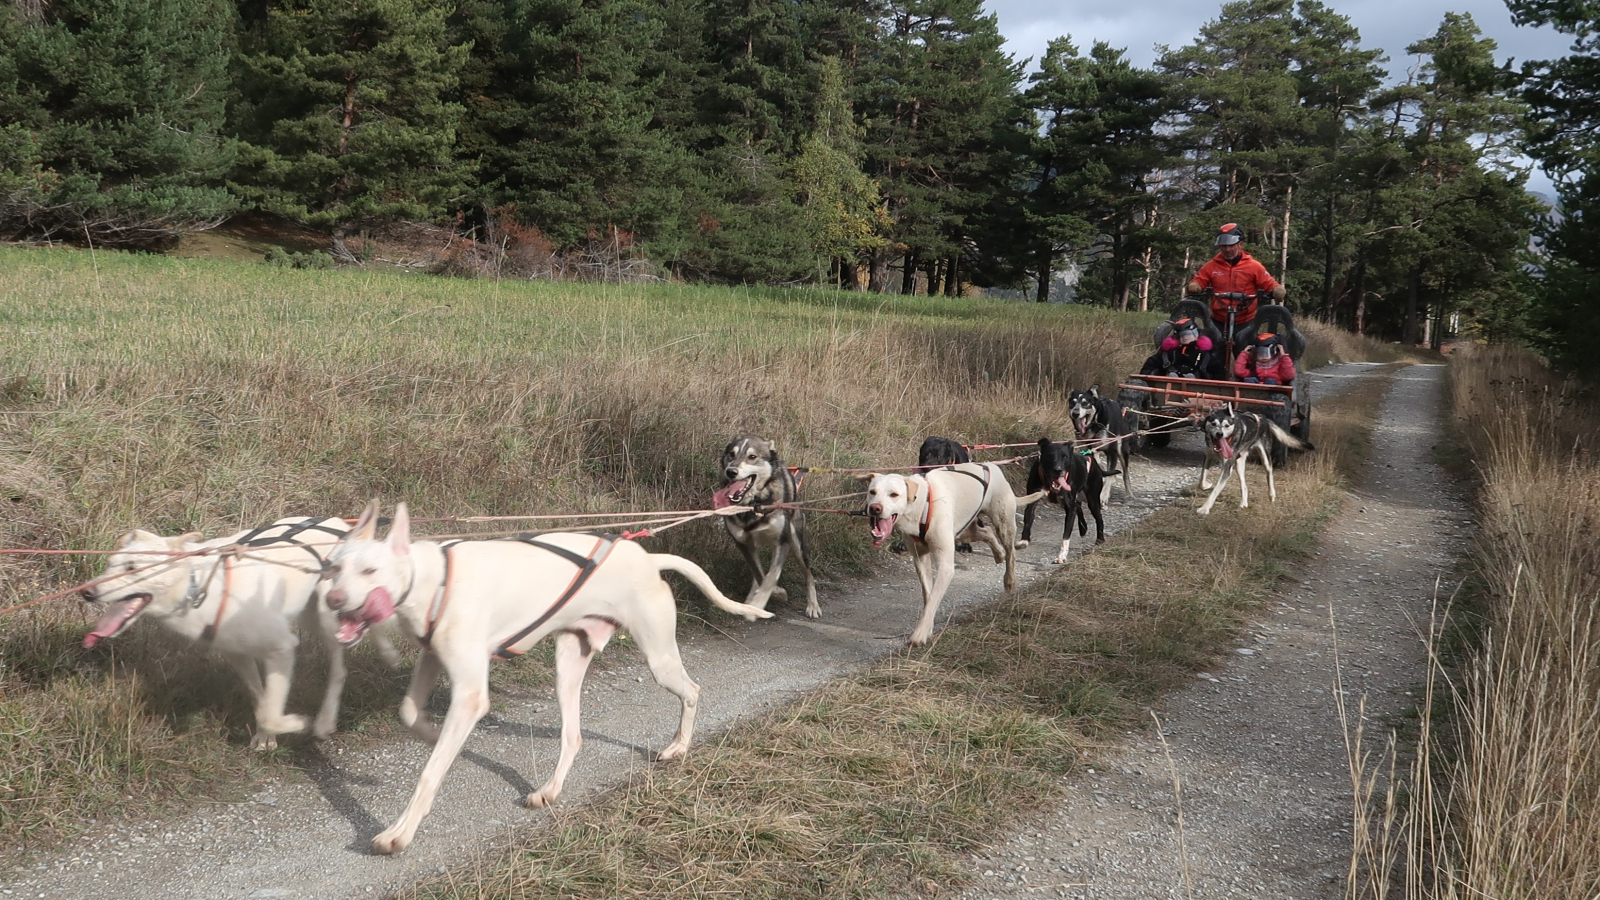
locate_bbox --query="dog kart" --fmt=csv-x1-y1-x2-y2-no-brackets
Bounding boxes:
1118,299,1311,465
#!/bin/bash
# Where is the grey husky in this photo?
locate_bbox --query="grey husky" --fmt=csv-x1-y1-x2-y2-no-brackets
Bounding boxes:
1196,404,1314,515
713,436,821,617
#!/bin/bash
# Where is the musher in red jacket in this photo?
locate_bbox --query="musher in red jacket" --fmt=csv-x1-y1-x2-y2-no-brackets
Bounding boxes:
1185,223,1286,350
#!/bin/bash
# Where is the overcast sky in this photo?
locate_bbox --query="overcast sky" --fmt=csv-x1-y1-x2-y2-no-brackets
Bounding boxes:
986,0,1577,194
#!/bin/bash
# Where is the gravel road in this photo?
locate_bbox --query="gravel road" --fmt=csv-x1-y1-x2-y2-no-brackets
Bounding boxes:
1,364,1391,900
957,363,1463,899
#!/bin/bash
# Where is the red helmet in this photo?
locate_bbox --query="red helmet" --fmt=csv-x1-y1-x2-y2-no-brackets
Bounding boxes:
1215,223,1243,247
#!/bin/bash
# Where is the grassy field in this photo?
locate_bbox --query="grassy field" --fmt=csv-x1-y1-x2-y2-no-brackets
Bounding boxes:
0,243,1398,858
1347,347,1600,900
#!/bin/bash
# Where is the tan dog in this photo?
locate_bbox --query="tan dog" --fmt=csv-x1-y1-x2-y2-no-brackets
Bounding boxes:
323,501,773,855
863,463,1045,646
82,517,385,749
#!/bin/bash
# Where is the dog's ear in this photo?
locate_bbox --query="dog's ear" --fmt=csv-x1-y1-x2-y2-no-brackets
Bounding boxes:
124,529,161,546
904,479,921,505
350,498,380,541
854,472,878,483
1090,384,1100,397
169,531,203,549
389,502,411,557
767,441,778,461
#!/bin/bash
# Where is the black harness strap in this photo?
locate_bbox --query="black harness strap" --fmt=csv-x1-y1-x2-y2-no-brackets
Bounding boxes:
416,540,461,650
233,517,348,572
492,534,621,660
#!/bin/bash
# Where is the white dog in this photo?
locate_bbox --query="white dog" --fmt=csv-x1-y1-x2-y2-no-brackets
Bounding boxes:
863,463,1045,646
323,501,772,855
83,517,377,750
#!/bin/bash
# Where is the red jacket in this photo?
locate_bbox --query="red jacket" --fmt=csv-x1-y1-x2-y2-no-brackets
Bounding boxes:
1191,251,1280,326
1234,348,1296,383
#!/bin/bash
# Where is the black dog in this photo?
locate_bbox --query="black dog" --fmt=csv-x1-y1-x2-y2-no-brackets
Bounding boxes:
916,436,971,470
1067,386,1138,502
906,436,974,553
1018,437,1105,564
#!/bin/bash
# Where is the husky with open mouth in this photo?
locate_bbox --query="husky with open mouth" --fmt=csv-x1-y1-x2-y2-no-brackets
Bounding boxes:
1068,386,1139,502
81,517,390,749
862,463,1046,647
1018,437,1106,564
1197,403,1314,515
712,435,820,618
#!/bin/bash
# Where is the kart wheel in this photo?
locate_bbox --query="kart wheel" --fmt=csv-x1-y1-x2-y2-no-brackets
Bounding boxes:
1291,404,1311,444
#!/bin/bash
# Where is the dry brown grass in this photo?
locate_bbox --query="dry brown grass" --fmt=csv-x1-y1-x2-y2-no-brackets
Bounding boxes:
1346,346,1600,900
399,363,1396,900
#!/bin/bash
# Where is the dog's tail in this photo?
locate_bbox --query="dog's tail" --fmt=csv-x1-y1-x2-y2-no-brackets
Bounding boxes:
1015,490,1049,506
652,555,775,622
1262,419,1315,452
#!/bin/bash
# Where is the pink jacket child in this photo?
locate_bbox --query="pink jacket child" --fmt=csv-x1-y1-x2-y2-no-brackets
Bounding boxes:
1234,336,1295,384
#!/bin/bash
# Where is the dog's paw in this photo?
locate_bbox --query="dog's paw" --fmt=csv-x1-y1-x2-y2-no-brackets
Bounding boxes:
1015,539,1030,550
371,828,411,855
1052,553,1069,565
524,787,560,808
1196,506,1212,516
312,716,338,740
804,603,822,620
656,740,691,761
248,733,279,752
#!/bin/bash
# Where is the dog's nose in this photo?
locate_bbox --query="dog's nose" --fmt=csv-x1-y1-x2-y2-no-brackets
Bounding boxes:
724,468,737,479
79,588,95,602
327,587,348,610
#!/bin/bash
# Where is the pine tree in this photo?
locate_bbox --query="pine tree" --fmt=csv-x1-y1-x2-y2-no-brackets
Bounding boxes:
456,0,682,247
788,57,887,286
230,0,473,257
1022,39,1172,304
0,0,237,244
862,0,1024,293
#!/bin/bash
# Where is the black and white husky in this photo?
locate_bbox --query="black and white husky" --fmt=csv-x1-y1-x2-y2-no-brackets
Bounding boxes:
713,436,821,617
1196,404,1314,515
1018,437,1106,564
1068,386,1138,502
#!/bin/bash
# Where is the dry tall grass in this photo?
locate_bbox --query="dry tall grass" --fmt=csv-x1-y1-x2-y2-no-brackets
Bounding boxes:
1347,345,1600,899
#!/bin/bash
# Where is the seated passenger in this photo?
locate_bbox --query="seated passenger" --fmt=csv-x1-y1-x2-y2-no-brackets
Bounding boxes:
1235,333,1295,385
1140,318,1214,379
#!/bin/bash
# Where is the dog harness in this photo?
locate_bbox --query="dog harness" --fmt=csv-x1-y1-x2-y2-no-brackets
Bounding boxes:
916,465,994,544
187,517,350,644
397,533,623,659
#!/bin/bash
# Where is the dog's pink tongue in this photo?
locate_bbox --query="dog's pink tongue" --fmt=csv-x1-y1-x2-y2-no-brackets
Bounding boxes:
83,599,142,649
712,478,751,510
870,516,896,547
360,587,396,623
1052,474,1072,494
1217,437,1235,460
1073,417,1089,436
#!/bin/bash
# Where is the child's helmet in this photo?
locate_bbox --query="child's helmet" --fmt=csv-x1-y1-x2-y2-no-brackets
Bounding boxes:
1174,318,1200,345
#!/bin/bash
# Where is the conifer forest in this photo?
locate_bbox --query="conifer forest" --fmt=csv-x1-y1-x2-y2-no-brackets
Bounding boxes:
3,0,1599,371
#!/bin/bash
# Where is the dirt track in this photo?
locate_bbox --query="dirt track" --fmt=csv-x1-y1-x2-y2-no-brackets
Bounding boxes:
1,363,1416,900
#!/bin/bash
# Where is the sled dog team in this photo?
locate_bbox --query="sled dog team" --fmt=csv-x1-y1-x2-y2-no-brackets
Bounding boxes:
82,388,1309,854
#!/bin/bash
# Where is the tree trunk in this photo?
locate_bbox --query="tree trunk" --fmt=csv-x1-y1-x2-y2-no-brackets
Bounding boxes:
901,251,918,295
1036,250,1051,303
927,257,943,296
1352,249,1368,336
945,254,960,296
1279,184,1292,285
1112,231,1128,311
1321,192,1337,316
1138,246,1153,312
1403,265,1420,345
868,248,890,293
